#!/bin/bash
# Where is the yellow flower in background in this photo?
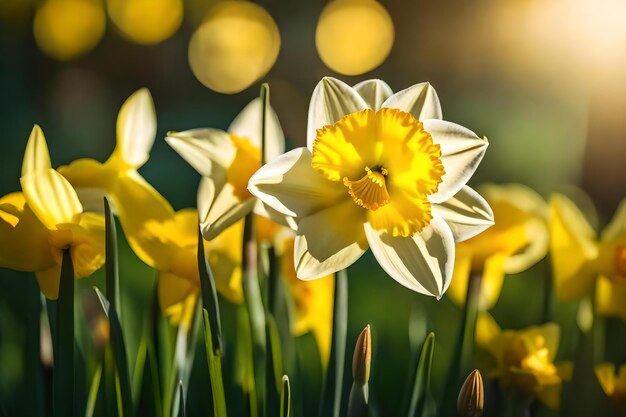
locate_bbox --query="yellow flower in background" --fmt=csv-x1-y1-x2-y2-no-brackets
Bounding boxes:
166,96,286,241
56,89,177,271
107,0,183,45
595,363,626,401
188,1,280,94
476,313,572,409
33,0,105,61
550,194,626,321
0,126,105,299
250,77,493,297
447,183,548,310
316,0,394,76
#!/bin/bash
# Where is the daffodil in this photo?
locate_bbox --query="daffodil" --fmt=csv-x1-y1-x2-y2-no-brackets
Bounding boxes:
476,313,572,409
249,77,493,297
446,183,548,310
595,363,626,401
550,194,626,321
0,125,105,299
57,88,176,270
165,96,286,240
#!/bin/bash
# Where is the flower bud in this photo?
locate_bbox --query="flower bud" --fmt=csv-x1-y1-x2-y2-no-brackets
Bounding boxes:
352,325,371,386
457,369,484,417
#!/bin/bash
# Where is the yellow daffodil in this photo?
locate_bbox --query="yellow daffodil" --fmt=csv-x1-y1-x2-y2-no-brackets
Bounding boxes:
550,194,626,321
0,125,105,299
249,77,493,297
447,183,548,310
476,313,572,409
56,88,176,270
166,97,286,241
595,363,626,401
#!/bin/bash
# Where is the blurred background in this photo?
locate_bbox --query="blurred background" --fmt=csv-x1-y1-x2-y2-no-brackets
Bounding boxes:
1,0,626,416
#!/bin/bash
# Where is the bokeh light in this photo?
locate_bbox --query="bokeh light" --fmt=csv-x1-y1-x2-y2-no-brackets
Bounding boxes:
106,0,183,45
315,0,394,76
188,1,280,94
33,0,105,61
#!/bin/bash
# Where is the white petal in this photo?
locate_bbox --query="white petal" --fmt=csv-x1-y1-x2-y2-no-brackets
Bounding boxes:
252,200,297,230
294,199,367,280
22,125,51,176
228,97,286,162
382,82,442,120
423,119,488,204
116,88,156,168
353,79,393,110
248,148,346,219
199,178,256,241
432,186,494,242
365,214,455,298
165,129,234,177
306,77,368,149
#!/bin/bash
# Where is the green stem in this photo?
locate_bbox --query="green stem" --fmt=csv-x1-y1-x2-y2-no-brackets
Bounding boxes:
53,250,74,417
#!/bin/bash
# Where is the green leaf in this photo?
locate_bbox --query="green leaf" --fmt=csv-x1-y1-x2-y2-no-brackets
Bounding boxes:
265,314,283,416
202,308,228,417
104,197,120,317
404,332,435,417
279,375,291,417
259,83,269,165
95,288,133,417
85,364,103,417
177,381,185,417
53,250,75,417
319,269,348,417
197,229,222,354
242,214,267,417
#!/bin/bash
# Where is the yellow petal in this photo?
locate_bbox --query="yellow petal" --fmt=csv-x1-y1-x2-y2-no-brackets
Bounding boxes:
57,212,106,278
0,192,56,272
596,275,626,322
112,172,176,270
549,194,598,300
475,312,501,350
445,247,472,307
158,271,198,328
480,253,507,310
36,264,62,300
58,158,117,191
595,363,617,397
113,88,156,168
22,125,51,176
205,219,244,304
21,168,83,229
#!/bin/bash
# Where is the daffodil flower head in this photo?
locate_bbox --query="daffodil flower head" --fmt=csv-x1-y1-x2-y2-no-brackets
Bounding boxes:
165,96,286,240
0,125,105,299
447,183,549,310
595,363,626,401
249,77,494,297
476,313,572,409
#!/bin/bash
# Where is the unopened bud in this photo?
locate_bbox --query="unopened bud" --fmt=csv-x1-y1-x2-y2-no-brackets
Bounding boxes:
457,369,484,417
352,325,371,386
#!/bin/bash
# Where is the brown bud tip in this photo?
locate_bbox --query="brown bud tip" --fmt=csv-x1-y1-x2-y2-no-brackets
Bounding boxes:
352,324,372,386
457,369,484,417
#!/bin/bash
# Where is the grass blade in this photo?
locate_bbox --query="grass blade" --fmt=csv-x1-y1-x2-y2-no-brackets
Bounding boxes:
85,364,103,417
104,197,120,317
319,269,348,417
202,308,228,417
279,375,291,417
177,381,186,417
95,288,133,417
197,229,222,354
265,314,283,416
405,332,435,417
53,250,74,417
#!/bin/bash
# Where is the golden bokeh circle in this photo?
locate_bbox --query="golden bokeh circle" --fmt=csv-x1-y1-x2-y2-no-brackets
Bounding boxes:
107,0,183,45
316,0,394,76
188,1,281,94
33,0,106,61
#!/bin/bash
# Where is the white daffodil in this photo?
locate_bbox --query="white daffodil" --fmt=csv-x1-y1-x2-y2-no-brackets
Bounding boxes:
248,77,494,298
166,98,285,240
